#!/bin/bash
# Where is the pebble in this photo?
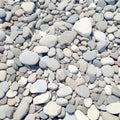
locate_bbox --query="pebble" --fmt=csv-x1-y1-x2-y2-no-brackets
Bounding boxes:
30,80,47,93
6,90,17,98
19,50,39,65
33,92,51,104
48,48,56,57
48,82,58,90
56,98,68,106
66,104,75,114
84,98,92,108
39,111,48,119
0,30,5,42
24,114,35,120
57,86,73,97
75,85,90,98
104,85,112,95
75,110,88,120
63,48,72,57
0,8,6,18
43,101,61,117
0,89,5,99
101,65,114,77
96,21,107,31
73,17,92,37
58,31,77,45
21,2,35,14
63,112,76,120
13,100,29,120
18,77,27,87
0,70,7,81
67,14,79,23
106,103,120,114
111,86,120,97
56,69,66,81
68,65,78,74
40,35,57,48
104,12,113,20
101,112,119,120
83,50,97,61
101,57,114,65
88,105,100,120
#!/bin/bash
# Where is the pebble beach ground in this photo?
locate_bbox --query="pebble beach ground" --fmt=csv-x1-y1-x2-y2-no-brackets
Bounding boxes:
0,0,120,120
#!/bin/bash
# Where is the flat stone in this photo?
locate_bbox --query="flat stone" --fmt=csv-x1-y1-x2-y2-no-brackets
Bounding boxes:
0,89,5,99
67,14,79,24
75,85,90,98
63,112,76,120
75,110,88,120
33,92,51,104
111,86,120,97
57,86,73,97
104,85,112,95
13,100,29,120
43,101,61,117
93,13,104,22
48,82,58,90
63,48,72,57
18,77,27,87
48,48,56,57
73,17,92,37
68,65,78,74
88,105,100,120
96,21,107,31
66,104,75,114
101,112,119,120
0,81,9,92
84,98,92,108
58,31,77,45
106,103,120,114
56,69,66,81
19,50,39,65
30,80,47,93
0,9,6,18
0,63,8,70
25,114,35,120
101,57,114,65
0,105,14,119
101,65,114,77
21,2,35,14
107,95,119,104
0,30,5,42
56,98,68,106
104,12,113,20
6,89,17,98
40,35,57,47
45,58,60,71
94,30,106,42
28,73,36,83
39,111,48,119
0,71,7,81
87,64,97,75
83,50,97,61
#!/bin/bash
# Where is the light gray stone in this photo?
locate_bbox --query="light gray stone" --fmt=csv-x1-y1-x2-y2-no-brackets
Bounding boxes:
0,30,5,42
0,71,7,81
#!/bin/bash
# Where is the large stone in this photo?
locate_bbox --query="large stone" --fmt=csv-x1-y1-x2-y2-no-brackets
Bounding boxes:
106,103,120,114
13,100,29,120
58,31,77,45
19,50,39,65
73,17,92,37
43,101,61,117
0,71,7,81
40,35,57,47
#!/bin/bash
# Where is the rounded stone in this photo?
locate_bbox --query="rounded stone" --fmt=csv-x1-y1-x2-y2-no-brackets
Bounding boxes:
104,12,113,20
68,65,78,74
0,30,5,42
19,50,39,65
0,9,6,18
66,104,75,114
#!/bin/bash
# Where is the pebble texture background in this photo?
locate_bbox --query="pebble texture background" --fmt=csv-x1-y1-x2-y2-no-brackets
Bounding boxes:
0,0,120,120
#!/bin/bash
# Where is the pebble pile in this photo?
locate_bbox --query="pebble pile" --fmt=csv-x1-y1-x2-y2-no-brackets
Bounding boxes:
0,0,120,120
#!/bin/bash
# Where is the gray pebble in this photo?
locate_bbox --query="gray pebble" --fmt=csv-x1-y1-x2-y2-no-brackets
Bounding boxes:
0,30,5,42
15,36,25,44
39,111,48,119
0,9,6,18
93,13,104,22
66,104,75,114
111,86,120,97
67,14,79,24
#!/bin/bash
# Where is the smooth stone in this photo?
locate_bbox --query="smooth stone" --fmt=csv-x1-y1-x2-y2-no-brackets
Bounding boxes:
56,69,66,81
48,82,58,90
75,110,88,120
107,95,119,104
87,64,97,75
7,67,16,75
63,48,72,57
0,9,6,18
45,58,60,71
68,65,78,74
56,48,64,59
43,101,61,117
88,105,100,120
101,57,114,65
66,104,75,114
73,17,92,37
30,80,47,93
104,12,113,20
6,90,17,98
13,100,29,120
57,0,68,10
96,21,107,32
19,50,39,65
114,13,120,21
111,86,120,97
63,112,76,120
21,2,35,14
0,71,7,81
106,103,120,114
40,35,57,47
84,98,92,108
15,36,25,44
56,98,68,106
0,89,4,99
57,86,73,97
101,112,119,120
67,14,79,24
0,81,9,92
101,65,114,77
23,26,31,38
33,92,51,104
18,77,27,87
75,85,90,98
39,111,48,119
27,13,37,22
88,40,96,50
94,30,106,42
0,105,14,119
0,30,5,42
83,50,97,61
34,46,49,54
48,48,56,57
28,73,36,83
93,13,104,22
58,31,77,45
71,44,79,52
25,114,35,120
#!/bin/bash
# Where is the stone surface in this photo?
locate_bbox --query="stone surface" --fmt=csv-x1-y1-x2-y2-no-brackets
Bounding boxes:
30,80,47,93
43,101,61,117
101,57,114,65
19,50,39,65
68,65,78,74
75,110,88,120
75,85,90,98
66,104,75,114
0,30,5,42
34,46,49,54
73,17,92,37
0,71,6,81
56,98,68,106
